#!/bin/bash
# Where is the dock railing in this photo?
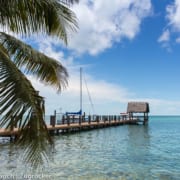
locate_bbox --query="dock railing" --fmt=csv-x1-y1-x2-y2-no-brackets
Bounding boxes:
49,114,139,126
0,113,147,139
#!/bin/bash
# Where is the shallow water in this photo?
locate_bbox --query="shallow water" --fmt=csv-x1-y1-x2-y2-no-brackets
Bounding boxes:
0,116,180,180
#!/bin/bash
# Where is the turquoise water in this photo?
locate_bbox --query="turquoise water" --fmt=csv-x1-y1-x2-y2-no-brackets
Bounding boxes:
0,116,180,179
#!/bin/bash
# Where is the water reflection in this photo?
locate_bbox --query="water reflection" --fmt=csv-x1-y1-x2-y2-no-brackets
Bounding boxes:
127,124,150,153
125,125,152,179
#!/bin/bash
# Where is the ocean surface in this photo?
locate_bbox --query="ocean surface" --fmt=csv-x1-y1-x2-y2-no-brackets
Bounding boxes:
0,116,180,180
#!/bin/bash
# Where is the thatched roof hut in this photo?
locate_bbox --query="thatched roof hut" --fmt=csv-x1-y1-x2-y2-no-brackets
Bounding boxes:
127,102,149,113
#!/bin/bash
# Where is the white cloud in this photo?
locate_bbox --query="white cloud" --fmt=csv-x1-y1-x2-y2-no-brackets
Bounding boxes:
23,34,180,116
24,36,132,115
159,0,180,48
29,65,180,116
20,2,180,116
24,35,74,67
28,67,133,115
158,29,170,42
68,0,152,55
30,71,180,116
166,0,180,31
158,29,172,51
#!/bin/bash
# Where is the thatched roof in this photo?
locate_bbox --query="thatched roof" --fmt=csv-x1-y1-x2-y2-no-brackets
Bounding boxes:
127,102,149,113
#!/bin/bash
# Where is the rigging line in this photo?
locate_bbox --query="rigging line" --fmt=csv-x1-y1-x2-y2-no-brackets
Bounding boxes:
83,74,95,114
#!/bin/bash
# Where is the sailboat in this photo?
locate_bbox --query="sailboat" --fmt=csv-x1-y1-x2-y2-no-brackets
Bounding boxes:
65,67,85,116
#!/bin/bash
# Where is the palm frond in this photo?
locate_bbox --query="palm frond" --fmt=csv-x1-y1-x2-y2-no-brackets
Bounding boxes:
0,0,78,43
0,0,78,168
0,32,68,92
0,47,52,167
60,0,79,5
17,102,53,168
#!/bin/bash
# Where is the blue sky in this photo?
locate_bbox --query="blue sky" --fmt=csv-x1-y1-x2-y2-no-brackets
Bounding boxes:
28,0,180,115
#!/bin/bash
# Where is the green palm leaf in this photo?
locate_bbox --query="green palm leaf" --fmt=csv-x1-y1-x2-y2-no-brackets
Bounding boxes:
0,0,78,44
0,46,53,167
0,32,68,92
0,0,78,167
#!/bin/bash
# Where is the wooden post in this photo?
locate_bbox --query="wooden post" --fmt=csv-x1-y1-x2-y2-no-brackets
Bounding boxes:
143,112,148,125
79,115,81,125
97,116,99,123
50,115,56,127
129,112,132,120
72,115,75,123
83,112,86,122
131,113,133,120
62,115,65,124
67,116,70,126
93,115,95,122
114,116,116,122
88,115,91,124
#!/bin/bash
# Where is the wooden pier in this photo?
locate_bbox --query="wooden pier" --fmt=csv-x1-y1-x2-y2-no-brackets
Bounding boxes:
0,114,144,138
0,101,150,139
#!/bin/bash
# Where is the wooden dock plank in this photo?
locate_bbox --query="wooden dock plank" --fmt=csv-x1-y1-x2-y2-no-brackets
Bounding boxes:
0,119,140,137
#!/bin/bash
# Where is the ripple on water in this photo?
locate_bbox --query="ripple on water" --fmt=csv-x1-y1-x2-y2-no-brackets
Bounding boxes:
0,117,180,179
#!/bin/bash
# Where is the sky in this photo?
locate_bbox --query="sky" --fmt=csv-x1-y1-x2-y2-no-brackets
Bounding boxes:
27,0,180,115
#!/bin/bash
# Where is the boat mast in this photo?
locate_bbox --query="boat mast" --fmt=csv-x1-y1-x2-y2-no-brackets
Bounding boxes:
80,67,82,114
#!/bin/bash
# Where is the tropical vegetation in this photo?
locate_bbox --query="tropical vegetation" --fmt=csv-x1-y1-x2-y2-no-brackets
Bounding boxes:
0,0,78,167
